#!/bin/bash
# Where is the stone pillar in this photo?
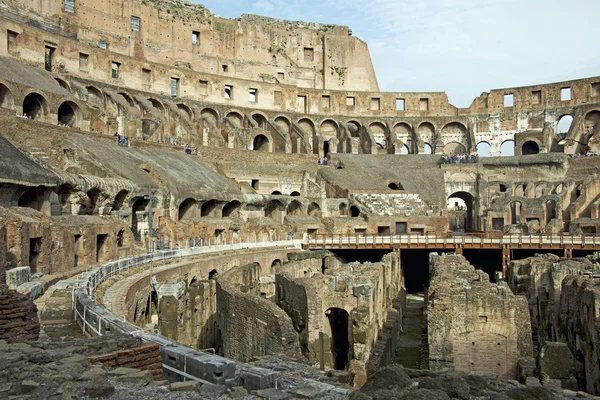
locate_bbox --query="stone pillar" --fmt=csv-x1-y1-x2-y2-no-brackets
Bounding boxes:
158,282,186,341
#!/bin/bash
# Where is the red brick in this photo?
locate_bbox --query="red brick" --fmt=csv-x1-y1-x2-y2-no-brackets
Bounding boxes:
117,349,135,357
133,343,159,354
116,356,135,364
102,360,116,367
140,362,163,371
91,353,117,363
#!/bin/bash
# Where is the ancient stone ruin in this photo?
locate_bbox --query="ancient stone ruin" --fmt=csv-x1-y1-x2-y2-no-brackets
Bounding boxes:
0,0,600,398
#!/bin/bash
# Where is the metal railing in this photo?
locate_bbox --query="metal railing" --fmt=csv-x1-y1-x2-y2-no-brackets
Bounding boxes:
305,232,600,248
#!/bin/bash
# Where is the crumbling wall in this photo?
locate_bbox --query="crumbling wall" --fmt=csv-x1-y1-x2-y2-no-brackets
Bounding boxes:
427,253,533,379
216,263,302,362
0,222,5,284
0,284,40,342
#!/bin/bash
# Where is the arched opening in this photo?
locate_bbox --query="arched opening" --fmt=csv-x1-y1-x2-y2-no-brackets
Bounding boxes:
347,121,361,138
22,93,47,120
326,308,350,370
290,191,301,197
339,203,348,216
112,190,128,212
400,145,409,155
418,123,435,149
584,111,600,139
443,142,467,156
179,198,197,221
118,92,136,108
148,98,164,113
323,141,330,157
85,86,103,109
546,199,557,224
270,259,281,274
226,112,244,128
287,200,302,216
201,108,219,125
557,115,573,135
57,101,80,127
448,192,474,231
55,78,70,91
85,188,101,215
208,269,218,280
275,116,291,134
252,113,267,129
393,123,413,153
477,142,491,157
253,134,269,151
18,187,46,211
0,84,14,109
307,202,321,217
350,206,360,217
388,182,403,190
177,103,193,120
222,200,241,218
575,184,583,200
370,122,388,153
500,140,515,156
522,141,539,155
271,191,282,195
515,184,525,197
201,200,218,217
423,143,433,154
510,201,522,224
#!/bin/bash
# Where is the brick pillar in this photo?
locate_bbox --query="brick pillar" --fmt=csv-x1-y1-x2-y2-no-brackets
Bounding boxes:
0,224,6,285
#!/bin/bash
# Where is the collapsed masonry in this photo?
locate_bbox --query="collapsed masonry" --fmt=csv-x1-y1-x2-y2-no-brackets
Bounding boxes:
508,253,600,394
427,253,534,379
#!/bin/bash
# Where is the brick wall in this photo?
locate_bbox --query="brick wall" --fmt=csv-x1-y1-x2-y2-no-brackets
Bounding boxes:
91,342,163,381
0,223,5,284
0,284,40,342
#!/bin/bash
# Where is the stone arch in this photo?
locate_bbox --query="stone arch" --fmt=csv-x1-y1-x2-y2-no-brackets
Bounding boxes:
557,114,573,135
320,119,338,140
222,200,241,217
448,191,474,231
112,190,128,212
54,77,70,91
443,142,467,155
534,183,547,198
176,103,193,120
510,201,522,224
57,100,81,128
0,82,14,109
441,122,468,147
201,200,218,217
423,143,433,154
500,140,515,156
274,116,291,134
85,85,104,109
350,206,360,217
370,121,388,153
22,92,48,120
347,120,361,138
201,107,219,124
148,98,165,113
252,112,268,129
253,134,270,151
270,259,281,274
339,202,348,216
546,199,557,224
394,122,414,153
400,145,409,154
307,202,321,217
290,191,301,196
418,122,436,149
18,186,46,211
584,110,600,135
522,140,540,155
118,92,136,108
286,200,303,216
178,198,198,221
226,111,244,128
477,141,491,157
265,199,284,220
131,196,150,238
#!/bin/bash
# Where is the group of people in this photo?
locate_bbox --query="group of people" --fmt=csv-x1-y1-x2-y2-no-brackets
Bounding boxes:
184,144,197,155
15,113,32,119
318,157,329,165
441,154,479,164
113,132,129,146
570,152,599,158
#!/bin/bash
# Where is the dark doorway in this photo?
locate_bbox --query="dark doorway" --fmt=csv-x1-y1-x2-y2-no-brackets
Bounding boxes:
448,191,475,231
131,197,149,240
522,141,540,155
253,134,269,151
18,187,45,211
29,238,42,273
324,141,330,157
462,249,502,281
58,101,78,127
45,46,55,72
350,206,360,218
74,234,82,268
96,234,108,263
401,249,452,294
326,308,350,370
396,222,407,234
22,93,46,120
201,200,218,217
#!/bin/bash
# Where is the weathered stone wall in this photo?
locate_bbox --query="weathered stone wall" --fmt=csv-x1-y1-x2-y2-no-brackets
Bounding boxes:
216,263,303,362
91,342,163,381
0,222,6,284
276,251,403,387
0,284,40,342
427,253,533,379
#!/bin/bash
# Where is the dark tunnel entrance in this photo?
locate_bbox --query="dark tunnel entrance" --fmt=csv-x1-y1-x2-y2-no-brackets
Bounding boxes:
462,249,503,282
326,307,350,370
401,249,452,294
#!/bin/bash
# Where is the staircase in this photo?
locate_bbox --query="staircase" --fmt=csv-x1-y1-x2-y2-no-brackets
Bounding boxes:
395,293,425,368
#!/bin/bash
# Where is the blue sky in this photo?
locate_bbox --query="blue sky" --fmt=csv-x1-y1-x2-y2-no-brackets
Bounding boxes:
198,0,600,108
